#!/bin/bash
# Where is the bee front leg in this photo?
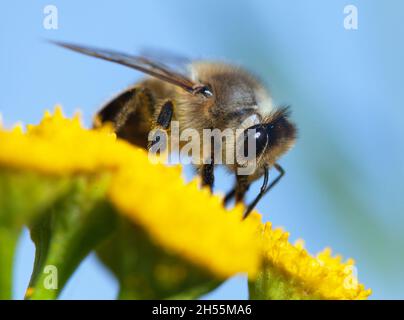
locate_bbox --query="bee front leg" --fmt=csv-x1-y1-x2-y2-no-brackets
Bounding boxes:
200,133,216,192
224,175,250,205
235,175,250,203
243,164,285,218
201,163,214,191
223,188,236,205
148,100,174,150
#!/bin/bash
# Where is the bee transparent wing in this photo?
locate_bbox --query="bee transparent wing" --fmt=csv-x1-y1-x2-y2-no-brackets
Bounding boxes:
52,41,200,94
139,47,191,74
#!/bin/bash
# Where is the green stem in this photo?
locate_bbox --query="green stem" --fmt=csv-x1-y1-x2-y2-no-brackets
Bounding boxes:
167,280,221,300
117,280,220,300
26,202,116,300
25,214,57,299
25,175,116,300
117,286,142,300
0,227,20,300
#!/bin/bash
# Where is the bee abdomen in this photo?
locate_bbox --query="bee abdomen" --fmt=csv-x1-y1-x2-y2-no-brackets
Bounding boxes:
93,85,156,149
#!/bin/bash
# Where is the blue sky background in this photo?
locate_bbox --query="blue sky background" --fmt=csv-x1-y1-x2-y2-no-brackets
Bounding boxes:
1,0,404,299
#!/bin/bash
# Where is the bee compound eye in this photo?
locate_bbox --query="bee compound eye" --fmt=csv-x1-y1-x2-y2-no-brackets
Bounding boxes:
243,125,268,158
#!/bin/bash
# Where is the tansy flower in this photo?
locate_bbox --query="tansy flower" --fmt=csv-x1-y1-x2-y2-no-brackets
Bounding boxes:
0,107,262,300
0,107,371,299
108,165,261,278
0,107,124,174
250,222,372,300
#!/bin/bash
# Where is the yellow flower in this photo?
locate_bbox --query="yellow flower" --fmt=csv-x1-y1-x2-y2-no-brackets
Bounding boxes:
0,107,123,174
109,165,262,278
0,107,262,279
0,107,372,299
253,221,372,299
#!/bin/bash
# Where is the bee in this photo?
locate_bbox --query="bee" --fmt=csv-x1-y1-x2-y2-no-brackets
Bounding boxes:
54,41,297,218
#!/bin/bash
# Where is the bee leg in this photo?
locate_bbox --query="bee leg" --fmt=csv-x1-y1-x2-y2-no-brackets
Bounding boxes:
235,175,250,203
223,188,236,205
224,175,250,205
201,163,214,191
243,163,285,219
148,100,174,149
201,135,216,192
156,100,174,129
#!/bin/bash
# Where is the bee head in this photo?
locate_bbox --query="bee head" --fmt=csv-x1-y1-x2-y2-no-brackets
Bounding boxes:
242,107,297,166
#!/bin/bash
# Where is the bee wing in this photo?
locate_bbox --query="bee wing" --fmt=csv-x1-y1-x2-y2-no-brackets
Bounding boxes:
52,41,199,94
139,47,191,73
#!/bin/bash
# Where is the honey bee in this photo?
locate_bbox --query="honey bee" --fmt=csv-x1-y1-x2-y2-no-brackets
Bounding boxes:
54,41,297,218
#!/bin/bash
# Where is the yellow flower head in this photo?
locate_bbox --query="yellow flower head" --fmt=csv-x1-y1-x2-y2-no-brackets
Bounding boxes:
0,107,123,174
259,222,371,299
0,107,372,298
0,107,262,279
109,165,262,278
